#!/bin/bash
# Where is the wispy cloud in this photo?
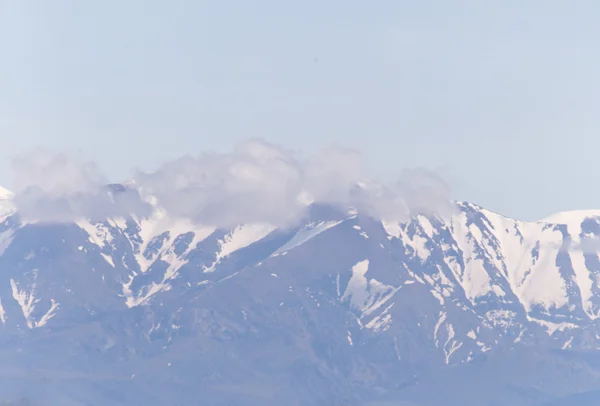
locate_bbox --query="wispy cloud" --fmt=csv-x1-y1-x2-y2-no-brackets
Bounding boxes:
10,148,151,223
9,140,454,227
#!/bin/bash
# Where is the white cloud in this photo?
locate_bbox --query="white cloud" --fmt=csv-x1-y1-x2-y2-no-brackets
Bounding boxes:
136,139,453,227
136,139,306,228
9,140,454,226
396,168,455,218
10,148,151,223
11,148,106,196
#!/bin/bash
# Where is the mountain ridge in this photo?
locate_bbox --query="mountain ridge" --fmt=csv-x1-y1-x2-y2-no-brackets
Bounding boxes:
1,186,600,404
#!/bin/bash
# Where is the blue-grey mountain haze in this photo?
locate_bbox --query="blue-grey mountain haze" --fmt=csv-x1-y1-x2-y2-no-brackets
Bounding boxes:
3,2,600,405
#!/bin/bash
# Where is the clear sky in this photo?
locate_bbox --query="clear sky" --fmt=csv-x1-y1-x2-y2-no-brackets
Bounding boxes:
1,0,599,221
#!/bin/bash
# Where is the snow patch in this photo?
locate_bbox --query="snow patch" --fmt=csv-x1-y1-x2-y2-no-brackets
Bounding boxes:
205,224,274,272
272,220,344,256
101,253,114,267
0,229,14,257
341,260,398,319
528,317,578,336
37,299,59,327
77,221,114,248
0,297,6,324
11,279,38,328
365,303,394,333
562,336,574,350
10,277,59,328
381,220,402,238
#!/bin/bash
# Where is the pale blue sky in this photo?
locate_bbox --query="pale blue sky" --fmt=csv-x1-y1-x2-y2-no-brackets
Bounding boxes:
1,0,599,220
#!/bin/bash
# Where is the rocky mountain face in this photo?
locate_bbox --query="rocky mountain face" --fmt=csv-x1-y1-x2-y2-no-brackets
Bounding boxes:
2,186,600,405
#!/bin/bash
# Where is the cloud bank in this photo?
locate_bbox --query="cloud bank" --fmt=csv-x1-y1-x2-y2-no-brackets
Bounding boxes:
11,149,152,223
8,140,454,227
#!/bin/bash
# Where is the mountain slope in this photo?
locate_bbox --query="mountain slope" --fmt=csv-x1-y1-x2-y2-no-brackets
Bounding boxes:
1,188,600,404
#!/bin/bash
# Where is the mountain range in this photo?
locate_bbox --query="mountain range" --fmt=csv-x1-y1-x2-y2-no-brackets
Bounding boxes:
1,184,600,405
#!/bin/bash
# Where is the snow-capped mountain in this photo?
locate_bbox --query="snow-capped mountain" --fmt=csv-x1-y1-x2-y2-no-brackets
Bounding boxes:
2,185,600,405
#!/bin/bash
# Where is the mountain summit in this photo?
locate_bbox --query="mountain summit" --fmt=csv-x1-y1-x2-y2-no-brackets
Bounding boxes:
0,188,600,405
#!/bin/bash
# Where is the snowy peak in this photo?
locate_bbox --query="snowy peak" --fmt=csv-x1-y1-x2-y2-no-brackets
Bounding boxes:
540,209,600,226
371,203,600,353
3,198,600,372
